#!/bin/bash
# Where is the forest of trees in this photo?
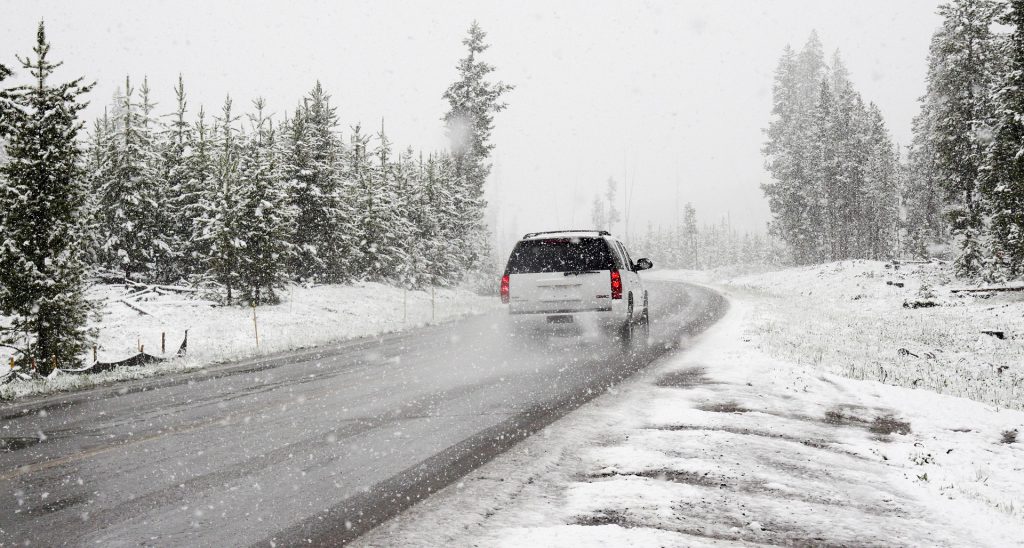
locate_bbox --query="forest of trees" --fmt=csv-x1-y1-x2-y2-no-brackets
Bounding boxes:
760,0,1024,281
903,0,1024,280
0,21,510,370
761,32,901,266
631,203,780,270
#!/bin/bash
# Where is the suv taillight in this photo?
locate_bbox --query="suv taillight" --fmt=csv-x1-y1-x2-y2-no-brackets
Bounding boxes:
500,274,510,303
610,269,622,299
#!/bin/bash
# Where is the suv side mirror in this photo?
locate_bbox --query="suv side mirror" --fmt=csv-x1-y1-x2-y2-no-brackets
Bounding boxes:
635,258,653,271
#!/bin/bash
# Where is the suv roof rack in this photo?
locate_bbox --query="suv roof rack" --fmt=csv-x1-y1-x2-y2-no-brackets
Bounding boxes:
522,229,611,239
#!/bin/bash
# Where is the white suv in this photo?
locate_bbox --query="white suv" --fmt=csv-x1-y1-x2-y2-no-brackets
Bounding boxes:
500,230,653,347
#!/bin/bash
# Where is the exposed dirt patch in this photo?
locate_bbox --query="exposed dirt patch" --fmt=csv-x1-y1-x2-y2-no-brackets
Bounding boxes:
591,468,734,490
823,405,911,436
698,401,750,413
574,509,634,528
655,367,715,388
1001,429,1018,444
870,416,911,436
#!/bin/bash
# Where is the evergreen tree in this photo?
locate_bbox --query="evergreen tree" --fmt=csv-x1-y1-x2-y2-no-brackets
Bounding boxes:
682,202,699,268
590,195,607,231
904,92,947,257
96,76,164,280
236,98,293,304
0,22,94,371
983,0,1024,274
182,107,214,276
138,77,175,282
359,124,411,281
196,96,243,303
863,104,900,260
283,83,353,282
442,21,513,274
81,110,112,267
925,0,1003,274
762,36,827,264
420,153,460,285
162,75,194,281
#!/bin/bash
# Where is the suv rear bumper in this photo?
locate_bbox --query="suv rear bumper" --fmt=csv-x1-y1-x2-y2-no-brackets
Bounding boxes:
509,306,612,315
507,302,628,328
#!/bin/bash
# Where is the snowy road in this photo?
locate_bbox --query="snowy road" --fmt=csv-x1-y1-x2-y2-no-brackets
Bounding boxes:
0,281,725,546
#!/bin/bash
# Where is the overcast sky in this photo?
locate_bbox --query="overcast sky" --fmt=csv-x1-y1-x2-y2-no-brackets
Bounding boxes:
2,0,943,251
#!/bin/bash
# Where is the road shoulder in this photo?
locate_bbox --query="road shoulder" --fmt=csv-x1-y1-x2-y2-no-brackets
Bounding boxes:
355,294,1024,547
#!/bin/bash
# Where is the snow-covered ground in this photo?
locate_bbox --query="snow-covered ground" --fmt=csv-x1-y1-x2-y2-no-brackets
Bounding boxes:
0,282,497,400
356,266,1024,546
713,260,1024,411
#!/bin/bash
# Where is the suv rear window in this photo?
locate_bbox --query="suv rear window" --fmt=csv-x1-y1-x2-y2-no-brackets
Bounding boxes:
505,237,615,274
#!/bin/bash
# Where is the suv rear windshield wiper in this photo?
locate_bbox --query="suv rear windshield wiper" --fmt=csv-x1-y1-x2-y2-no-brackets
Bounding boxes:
564,270,600,276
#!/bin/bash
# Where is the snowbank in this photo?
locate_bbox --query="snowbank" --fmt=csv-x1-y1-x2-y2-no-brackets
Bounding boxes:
1,282,498,400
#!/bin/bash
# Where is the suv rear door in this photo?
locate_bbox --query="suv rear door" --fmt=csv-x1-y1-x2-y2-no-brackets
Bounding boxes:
505,237,616,314
615,240,643,306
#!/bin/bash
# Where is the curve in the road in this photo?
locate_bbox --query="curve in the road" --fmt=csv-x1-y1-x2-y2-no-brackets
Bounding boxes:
0,281,726,547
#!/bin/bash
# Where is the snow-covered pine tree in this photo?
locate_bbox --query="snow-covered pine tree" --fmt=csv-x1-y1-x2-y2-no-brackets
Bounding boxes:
590,195,607,231
0,63,7,166
442,21,513,275
395,148,431,289
182,107,215,277
96,76,164,281
983,0,1024,275
434,153,467,283
81,110,112,268
391,148,418,281
420,153,459,286
826,53,868,260
863,103,900,260
924,0,1003,275
355,124,387,280
683,202,699,269
361,125,411,281
806,78,835,262
0,60,10,122
0,22,95,371
762,37,827,265
138,78,176,282
904,83,947,258
235,98,293,305
161,75,194,282
283,83,353,282
196,96,243,303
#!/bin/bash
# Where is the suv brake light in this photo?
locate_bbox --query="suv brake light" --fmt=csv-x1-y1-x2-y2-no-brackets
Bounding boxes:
610,269,622,299
500,274,510,303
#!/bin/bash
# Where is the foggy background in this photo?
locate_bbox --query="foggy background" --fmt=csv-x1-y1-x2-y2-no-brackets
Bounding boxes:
1,0,942,255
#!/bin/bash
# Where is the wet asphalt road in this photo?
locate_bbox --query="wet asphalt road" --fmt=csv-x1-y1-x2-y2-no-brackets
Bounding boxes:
0,280,725,546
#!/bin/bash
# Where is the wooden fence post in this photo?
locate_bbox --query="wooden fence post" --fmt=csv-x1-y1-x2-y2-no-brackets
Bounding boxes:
252,303,260,348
